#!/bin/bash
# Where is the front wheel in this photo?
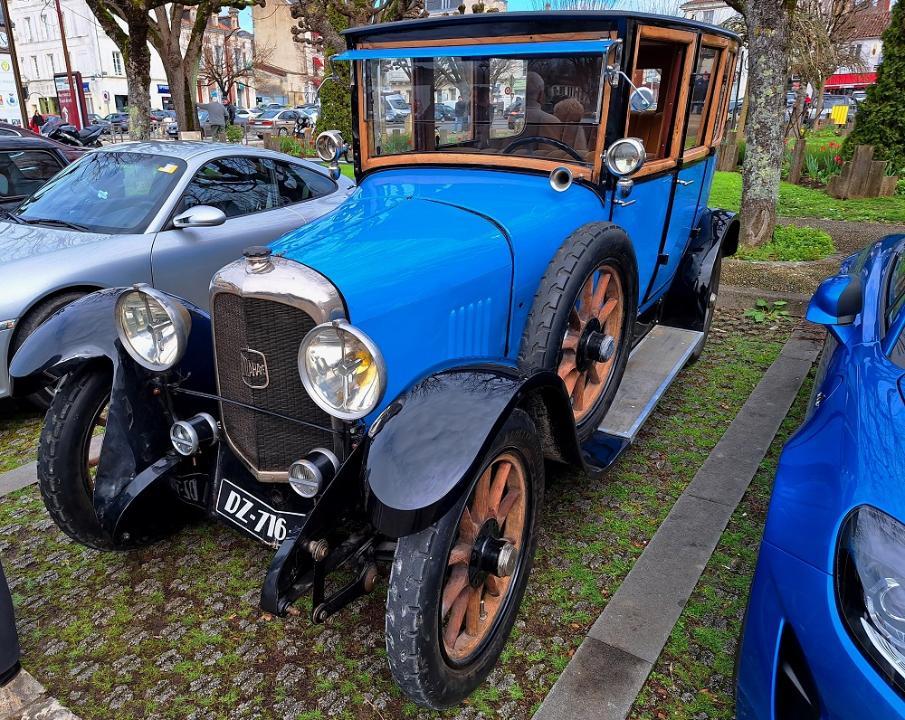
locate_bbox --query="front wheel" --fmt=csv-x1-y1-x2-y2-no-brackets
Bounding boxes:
37,366,155,551
385,409,543,708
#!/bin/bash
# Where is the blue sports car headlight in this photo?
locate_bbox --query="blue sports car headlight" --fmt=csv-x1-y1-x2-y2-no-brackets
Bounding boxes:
837,505,905,694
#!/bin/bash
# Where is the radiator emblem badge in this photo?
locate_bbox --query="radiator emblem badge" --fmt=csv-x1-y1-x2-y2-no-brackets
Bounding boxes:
240,348,269,389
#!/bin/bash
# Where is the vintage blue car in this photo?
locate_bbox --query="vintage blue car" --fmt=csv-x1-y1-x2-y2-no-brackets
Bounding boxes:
11,12,739,707
736,234,905,719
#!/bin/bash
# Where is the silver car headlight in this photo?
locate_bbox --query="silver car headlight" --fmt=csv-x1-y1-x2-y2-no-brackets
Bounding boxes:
837,505,905,694
115,285,191,372
298,320,385,421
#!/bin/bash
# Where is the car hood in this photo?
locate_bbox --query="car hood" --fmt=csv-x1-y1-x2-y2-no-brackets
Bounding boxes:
269,176,514,415
0,220,113,264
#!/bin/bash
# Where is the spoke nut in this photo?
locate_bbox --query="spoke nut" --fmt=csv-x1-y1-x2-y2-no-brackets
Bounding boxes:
496,543,518,578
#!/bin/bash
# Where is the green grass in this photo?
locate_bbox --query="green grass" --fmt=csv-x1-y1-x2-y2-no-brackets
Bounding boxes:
0,311,791,719
711,170,905,224
630,366,815,720
736,224,836,262
0,401,41,472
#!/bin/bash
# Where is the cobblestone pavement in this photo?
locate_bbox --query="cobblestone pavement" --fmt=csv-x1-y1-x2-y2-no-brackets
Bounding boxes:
0,311,790,720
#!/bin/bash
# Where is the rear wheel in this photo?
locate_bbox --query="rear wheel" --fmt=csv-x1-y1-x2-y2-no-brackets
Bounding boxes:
385,409,543,708
688,253,722,364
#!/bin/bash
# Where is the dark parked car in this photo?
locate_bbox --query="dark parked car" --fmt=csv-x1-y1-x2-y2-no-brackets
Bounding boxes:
0,136,72,209
12,11,740,710
0,122,86,162
103,112,130,133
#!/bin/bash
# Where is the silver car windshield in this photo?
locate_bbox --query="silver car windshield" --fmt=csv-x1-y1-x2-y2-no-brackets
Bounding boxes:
16,152,187,234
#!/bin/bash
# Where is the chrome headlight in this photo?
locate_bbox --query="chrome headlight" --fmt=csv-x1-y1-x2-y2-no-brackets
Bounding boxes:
604,137,646,177
837,505,905,692
115,285,191,372
298,320,385,421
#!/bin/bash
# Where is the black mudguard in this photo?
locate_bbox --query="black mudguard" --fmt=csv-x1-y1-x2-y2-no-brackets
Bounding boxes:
363,366,583,538
662,208,739,331
9,288,217,541
0,559,20,686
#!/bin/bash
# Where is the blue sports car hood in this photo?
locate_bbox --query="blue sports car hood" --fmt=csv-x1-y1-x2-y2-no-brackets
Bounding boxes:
270,172,514,413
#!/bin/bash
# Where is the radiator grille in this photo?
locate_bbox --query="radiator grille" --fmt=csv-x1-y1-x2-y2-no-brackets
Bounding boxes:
212,293,334,474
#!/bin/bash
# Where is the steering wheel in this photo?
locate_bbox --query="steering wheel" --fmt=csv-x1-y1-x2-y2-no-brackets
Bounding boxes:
502,136,584,162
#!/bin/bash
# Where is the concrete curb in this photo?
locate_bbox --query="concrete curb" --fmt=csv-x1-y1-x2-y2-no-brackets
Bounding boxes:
0,464,36,500
532,326,823,720
717,284,811,316
0,670,80,720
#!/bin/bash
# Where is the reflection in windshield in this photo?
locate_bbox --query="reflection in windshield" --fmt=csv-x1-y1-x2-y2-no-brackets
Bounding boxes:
365,54,604,166
16,152,186,234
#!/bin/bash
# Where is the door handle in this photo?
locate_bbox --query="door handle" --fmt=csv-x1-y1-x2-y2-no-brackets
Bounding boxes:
676,179,695,186
613,198,636,207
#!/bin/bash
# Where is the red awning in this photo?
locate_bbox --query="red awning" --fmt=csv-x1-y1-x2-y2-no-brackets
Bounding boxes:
825,72,877,88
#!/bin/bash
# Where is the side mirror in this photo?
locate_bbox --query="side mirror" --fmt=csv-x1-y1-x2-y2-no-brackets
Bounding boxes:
173,205,227,229
630,87,656,112
806,274,862,326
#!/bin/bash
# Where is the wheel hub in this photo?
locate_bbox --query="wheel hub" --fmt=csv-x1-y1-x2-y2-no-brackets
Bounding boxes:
576,318,616,371
469,518,518,587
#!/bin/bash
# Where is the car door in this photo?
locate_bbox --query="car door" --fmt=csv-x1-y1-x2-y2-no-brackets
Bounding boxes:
149,155,310,309
0,148,65,208
648,39,726,299
608,25,696,310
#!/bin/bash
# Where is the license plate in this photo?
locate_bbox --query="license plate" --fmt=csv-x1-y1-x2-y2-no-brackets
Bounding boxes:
215,479,305,547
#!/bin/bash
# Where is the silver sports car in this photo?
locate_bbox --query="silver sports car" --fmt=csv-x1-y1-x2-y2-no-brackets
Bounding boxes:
0,141,354,403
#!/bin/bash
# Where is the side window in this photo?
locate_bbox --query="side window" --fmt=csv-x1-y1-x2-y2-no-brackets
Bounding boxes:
685,46,719,150
0,149,63,198
273,162,337,206
626,33,693,164
177,157,277,219
886,253,905,324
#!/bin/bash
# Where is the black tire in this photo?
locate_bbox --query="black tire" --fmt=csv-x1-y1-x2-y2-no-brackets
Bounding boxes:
38,366,149,551
688,253,722,365
10,291,85,410
518,222,637,441
385,409,544,709
278,127,288,137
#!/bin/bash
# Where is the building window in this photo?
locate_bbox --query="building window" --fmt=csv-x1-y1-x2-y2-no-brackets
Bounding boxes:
20,17,32,42
46,53,55,74
40,13,50,40
30,56,38,78
112,51,122,75
702,9,714,23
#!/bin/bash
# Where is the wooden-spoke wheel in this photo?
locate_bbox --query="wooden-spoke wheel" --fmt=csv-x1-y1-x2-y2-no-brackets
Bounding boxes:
441,451,527,664
557,263,624,422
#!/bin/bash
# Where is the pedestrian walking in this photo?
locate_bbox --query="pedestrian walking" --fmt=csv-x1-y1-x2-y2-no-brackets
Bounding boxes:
29,106,44,134
454,94,466,133
200,101,228,140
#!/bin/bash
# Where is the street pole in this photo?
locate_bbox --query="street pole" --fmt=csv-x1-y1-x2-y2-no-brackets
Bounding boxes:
53,0,78,126
0,0,30,126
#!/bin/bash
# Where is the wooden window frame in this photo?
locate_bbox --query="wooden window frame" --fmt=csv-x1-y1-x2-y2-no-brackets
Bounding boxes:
625,25,697,179
710,47,738,146
354,32,617,183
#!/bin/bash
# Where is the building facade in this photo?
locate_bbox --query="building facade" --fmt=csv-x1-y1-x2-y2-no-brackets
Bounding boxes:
193,8,255,108
252,0,322,107
424,0,507,15
829,0,895,93
8,0,172,117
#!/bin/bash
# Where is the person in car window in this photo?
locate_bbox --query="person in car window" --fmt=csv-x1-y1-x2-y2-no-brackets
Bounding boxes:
454,95,466,132
553,97,588,159
525,72,560,125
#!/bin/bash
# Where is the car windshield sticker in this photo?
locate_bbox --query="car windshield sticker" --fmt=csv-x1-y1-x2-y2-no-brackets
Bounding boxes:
97,190,108,199
157,163,179,174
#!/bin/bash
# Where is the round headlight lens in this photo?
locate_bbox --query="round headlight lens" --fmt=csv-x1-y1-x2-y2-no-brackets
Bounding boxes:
605,137,646,177
298,321,385,421
315,130,344,163
115,286,191,372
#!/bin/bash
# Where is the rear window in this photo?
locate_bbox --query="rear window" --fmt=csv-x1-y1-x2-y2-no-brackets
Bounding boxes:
259,110,280,119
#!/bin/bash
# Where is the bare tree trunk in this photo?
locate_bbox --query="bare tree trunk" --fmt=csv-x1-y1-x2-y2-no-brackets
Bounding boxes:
787,88,807,184
125,21,152,140
737,0,795,247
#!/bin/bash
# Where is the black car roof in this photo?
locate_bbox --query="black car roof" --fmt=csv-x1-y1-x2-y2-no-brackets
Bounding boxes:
343,11,740,43
0,135,66,152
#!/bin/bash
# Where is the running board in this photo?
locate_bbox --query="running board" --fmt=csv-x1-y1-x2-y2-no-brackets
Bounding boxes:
581,325,703,473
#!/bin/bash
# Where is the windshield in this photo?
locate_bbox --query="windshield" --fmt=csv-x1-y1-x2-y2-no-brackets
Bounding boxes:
364,53,604,166
16,152,186,234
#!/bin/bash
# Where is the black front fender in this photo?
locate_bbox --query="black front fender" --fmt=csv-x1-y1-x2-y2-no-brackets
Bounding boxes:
363,366,583,538
9,288,214,397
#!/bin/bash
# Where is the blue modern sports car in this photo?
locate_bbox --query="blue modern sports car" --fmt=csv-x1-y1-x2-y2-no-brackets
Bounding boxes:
736,233,905,719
